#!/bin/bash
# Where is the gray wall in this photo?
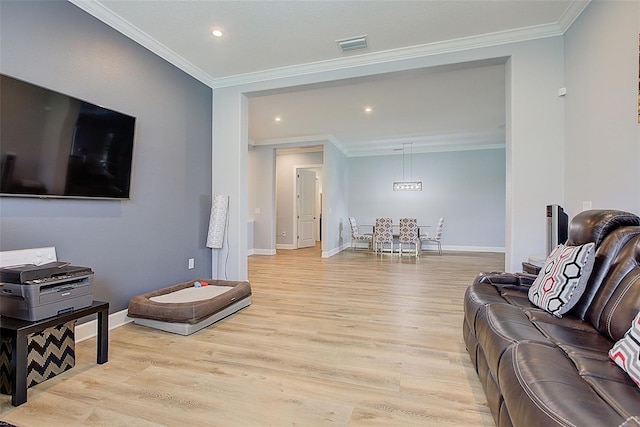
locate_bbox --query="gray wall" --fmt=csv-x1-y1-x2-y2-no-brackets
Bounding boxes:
275,150,323,247
348,149,506,249
564,0,640,216
323,142,350,255
248,145,276,254
0,1,213,313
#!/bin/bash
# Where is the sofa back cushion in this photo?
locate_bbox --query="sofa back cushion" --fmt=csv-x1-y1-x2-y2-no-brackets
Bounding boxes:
572,226,640,319
584,234,640,341
565,210,640,247
561,210,640,320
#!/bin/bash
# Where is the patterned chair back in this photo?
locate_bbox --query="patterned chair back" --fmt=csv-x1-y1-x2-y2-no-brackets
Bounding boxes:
348,217,359,238
398,218,419,244
375,218,394,243
434,217,445,239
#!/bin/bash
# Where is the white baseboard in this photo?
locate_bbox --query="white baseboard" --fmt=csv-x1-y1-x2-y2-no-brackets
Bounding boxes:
75,308,133,343
428,245,505,253
249,248,277,256
275,244,296,250
334,243,505,255
322,243,350,258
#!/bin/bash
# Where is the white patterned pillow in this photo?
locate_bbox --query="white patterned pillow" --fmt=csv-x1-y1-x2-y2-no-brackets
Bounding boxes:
528,243,596,317
609,311,640,387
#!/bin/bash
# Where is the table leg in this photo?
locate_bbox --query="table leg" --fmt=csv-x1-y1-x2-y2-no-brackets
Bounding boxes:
11,331,28,406
97,307,108,364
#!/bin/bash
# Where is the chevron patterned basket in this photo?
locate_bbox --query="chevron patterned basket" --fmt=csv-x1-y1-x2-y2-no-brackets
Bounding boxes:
0,321,75,394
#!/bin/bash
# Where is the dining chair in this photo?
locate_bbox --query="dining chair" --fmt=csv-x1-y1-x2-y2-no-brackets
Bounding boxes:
420,217,444,255
374,217,394,255
348,217,372,250
398,217,419,257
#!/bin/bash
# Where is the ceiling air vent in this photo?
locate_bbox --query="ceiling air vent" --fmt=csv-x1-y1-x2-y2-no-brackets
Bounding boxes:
336,35,368,53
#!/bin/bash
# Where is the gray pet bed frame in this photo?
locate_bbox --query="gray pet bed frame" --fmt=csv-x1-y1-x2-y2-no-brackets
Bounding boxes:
127,279,251,335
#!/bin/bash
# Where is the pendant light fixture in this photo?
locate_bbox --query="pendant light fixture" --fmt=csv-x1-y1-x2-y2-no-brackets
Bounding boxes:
393,143,422,191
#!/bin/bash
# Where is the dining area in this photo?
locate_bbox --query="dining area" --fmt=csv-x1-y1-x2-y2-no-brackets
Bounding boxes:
348,217,445,256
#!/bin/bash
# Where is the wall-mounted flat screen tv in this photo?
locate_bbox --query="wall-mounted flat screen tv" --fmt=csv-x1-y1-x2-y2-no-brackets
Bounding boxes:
0,74,136,200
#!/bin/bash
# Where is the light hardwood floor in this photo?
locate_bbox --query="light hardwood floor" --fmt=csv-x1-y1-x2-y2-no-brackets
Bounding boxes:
1,245,503,426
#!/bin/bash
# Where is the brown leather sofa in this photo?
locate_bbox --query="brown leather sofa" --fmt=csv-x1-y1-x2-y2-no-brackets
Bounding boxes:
463,210,640,427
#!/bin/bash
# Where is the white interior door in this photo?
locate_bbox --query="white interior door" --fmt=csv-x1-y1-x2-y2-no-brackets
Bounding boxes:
297,169,316,248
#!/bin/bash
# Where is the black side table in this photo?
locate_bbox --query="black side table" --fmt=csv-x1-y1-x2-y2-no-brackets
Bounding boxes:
0,300,109,406
522,262,541,275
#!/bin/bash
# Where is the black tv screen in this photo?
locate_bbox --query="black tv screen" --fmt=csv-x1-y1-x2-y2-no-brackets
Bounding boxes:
0,74,136,200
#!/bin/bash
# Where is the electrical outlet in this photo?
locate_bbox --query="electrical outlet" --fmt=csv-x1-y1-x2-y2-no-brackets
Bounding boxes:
582,201,592,210
279,232,286,237
188,258,195,269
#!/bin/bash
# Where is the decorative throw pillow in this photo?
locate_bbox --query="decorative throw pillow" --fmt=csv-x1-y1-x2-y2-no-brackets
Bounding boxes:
609,311,640,387
528,243,596,317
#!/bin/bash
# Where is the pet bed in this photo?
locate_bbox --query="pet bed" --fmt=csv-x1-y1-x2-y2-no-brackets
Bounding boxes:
127,279,251,335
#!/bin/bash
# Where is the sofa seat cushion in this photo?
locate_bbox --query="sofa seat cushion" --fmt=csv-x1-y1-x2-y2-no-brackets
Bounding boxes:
500,288,535,308
498,341,632,427
570,352,638,383
575,354,640,419
532,318,614,354
464,282,507,310
464,281,536,335
526,309,600,333
475,303,553,379
463,283,510,334
583,376,640,421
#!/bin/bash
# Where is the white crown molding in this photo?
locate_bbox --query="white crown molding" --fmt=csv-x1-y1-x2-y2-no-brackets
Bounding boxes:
251,130,504,157
350,143,505,158
68,0,217,88
69,0,589,90
326,135,349,156
209,22,569,89
345,130,506,157
557,1,591,33
275,145,325,155
253,134,333,147
252,134,349,156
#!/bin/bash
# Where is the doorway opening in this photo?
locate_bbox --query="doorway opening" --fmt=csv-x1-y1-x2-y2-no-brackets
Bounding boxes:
274,147,323,254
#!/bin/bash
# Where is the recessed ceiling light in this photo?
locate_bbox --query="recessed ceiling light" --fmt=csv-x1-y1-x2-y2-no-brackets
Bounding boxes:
274,116,282,122
212,29,223,37
364,106,373,113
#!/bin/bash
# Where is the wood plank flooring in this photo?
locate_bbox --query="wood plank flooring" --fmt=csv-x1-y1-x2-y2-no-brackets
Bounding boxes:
1,246,503,426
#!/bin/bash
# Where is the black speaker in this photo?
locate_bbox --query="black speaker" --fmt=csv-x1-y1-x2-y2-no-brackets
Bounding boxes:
546,204,568,255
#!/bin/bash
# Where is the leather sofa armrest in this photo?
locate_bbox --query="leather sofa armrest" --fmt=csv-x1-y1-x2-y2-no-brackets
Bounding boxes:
474,271,536,288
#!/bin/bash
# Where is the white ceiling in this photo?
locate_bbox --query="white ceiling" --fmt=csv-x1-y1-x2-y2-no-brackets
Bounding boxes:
71,0,589,156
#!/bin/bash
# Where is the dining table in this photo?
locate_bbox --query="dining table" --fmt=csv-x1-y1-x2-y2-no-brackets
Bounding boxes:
361,223,431,253
365,223,431,237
